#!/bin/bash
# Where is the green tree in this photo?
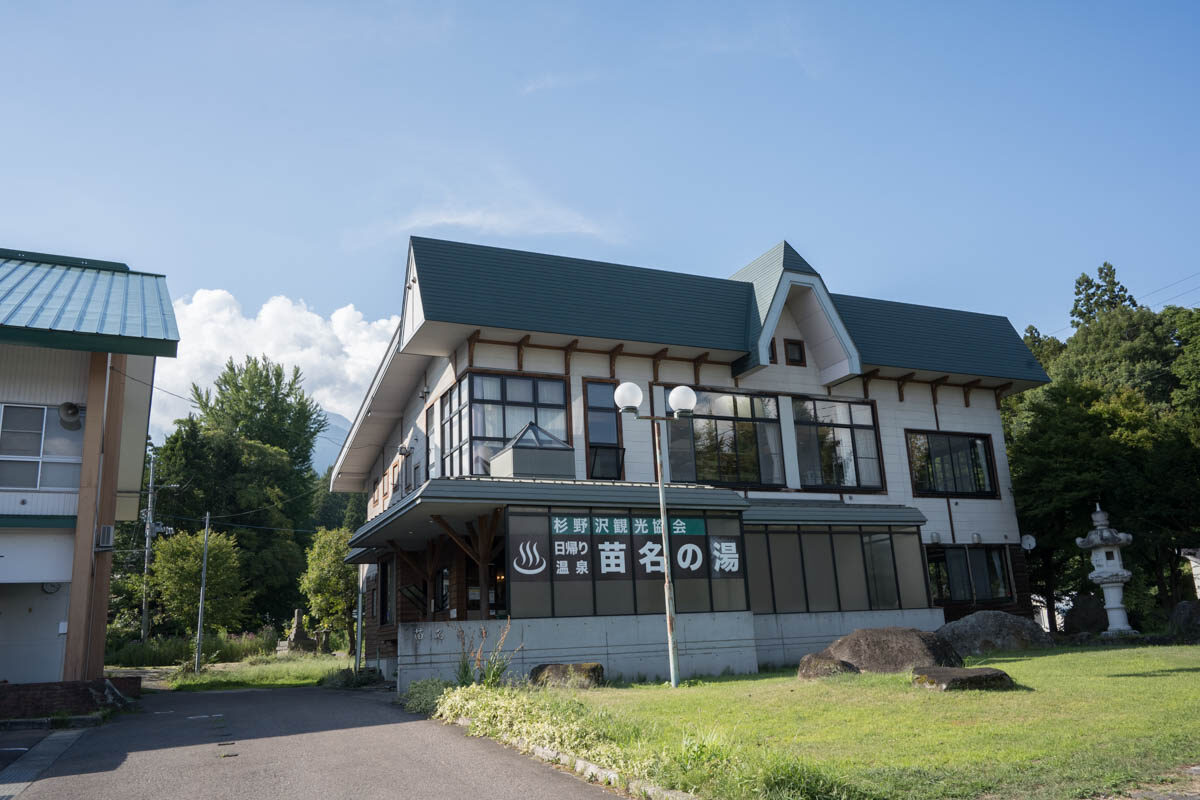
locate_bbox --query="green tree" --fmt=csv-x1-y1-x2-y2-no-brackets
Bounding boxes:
150,530,246,634
1022,325,1066,370
312,465,366,532
1070,262,1138,328
298,527,358,654
1051,306,1180,404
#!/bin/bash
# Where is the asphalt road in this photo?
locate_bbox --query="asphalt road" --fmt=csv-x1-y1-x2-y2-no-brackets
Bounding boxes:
13,687,618,800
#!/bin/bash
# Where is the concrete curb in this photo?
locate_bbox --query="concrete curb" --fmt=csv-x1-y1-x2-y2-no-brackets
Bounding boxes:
451,717,696,800
0,714,104,731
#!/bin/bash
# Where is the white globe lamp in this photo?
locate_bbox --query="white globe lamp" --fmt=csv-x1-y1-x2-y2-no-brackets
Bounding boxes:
667,385,697,418
614,382,643,414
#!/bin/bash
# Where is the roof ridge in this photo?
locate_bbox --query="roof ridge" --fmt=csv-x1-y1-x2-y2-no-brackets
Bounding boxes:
831,292,1011,321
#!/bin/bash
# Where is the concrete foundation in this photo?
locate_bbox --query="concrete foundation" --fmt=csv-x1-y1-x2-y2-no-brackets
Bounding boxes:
753,608,946,667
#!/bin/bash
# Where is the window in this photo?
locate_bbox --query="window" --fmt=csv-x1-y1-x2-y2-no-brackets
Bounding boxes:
784,339,806,366
440,378,469,477
742,525,930,614
390,463,399,491
425,406,435,479
378,558,395,624
793,398,883,490
470,374,568,475
768,339,778,364
927,545,1011,604
667,390,784,487
0,404,86,490
584,381,623,480
906,431,998,497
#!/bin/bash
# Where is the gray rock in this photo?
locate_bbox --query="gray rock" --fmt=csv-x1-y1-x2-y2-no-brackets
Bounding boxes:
1168,601,1200,637
912,666,1015,691
819,627,962,673
796,653,859,680
937,610,1053,656
529,662,604,688
1063,594,1107,635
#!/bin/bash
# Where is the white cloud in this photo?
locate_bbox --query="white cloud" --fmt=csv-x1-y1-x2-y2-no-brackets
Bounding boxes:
344,163,617,249
520,70,600,95
150,289,398,442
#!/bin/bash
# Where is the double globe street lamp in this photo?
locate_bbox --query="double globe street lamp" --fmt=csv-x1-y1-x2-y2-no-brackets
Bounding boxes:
613,382,697,688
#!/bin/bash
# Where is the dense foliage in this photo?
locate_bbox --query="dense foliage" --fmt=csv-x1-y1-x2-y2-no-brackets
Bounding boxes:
1006,264,1200,629
149,530,246,633
298,527,358,653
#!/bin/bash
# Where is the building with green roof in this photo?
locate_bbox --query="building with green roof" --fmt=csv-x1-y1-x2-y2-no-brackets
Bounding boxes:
1,247,178,684
332,236,1046,688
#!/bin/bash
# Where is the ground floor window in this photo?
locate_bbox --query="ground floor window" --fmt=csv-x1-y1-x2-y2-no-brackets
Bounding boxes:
505,507,747,618
927,545,1012,604
742,525,930,614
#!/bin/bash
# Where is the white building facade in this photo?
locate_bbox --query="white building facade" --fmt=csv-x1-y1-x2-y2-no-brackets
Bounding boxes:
333,238,1047,687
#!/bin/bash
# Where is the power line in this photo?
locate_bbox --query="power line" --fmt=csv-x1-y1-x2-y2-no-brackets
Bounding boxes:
1042,269,1200,338
157,512,321,535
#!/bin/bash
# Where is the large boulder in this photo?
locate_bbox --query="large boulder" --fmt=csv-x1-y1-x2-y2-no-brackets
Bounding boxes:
529,662,604,688
912,666,1014,691
1168,601,1200,638
818,627,962,673
1063,594,1107,635
796,653,859,680
937,610,1053,656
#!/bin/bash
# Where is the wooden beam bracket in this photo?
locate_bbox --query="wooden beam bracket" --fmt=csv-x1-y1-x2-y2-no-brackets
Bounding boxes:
608,344,624,378
516,334,531,371
930,376,950,405
651,348,669,383
692,352,710,385
431,515,482,566
992,382,1013,410
467,329,481,368
962,379,982,407
895,372,916,402
564,338,578,375
860,369,880,399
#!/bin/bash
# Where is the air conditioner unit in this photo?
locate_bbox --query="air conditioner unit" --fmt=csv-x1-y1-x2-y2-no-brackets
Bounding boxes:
96,525,115,550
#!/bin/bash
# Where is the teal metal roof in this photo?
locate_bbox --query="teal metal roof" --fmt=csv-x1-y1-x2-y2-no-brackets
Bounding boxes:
831,294,1049,384
411,237,754,352
0,248,179,357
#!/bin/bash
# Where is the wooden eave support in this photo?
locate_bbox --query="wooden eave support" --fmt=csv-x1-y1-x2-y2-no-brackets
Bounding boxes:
895,372,916,402
930,375,950,405
564,339,578,375
390,543,425,576
693,352,710,385
992,382,1013,409
516,335,531,371
467,329,481,367
431,515,480,565
651,348,669,383
961,379,982,407
608,344,623,378
860,369,880,399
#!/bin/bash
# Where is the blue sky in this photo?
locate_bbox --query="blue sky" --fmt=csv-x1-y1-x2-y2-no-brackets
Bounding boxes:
2,1,1198,437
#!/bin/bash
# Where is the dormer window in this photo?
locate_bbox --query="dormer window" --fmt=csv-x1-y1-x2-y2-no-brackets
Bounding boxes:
784,339,806,367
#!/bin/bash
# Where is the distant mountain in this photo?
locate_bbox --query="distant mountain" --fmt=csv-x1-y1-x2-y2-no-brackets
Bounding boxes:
313,411,354,474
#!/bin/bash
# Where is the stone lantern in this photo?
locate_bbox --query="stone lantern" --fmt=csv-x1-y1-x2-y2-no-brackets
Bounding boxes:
1074,505,1136,636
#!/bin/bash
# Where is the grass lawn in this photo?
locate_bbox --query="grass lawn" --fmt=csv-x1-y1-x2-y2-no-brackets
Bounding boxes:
437,645,1200,800
168,654,350,691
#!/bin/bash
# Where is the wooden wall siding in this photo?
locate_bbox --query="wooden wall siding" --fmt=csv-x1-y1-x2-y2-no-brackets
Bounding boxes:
0,343,89,405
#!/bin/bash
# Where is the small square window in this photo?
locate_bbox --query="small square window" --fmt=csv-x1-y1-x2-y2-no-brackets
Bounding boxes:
784,340,806,367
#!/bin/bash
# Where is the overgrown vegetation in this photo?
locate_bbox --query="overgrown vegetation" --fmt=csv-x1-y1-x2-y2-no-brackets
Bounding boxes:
403,678,456,715
168,654,348,691
435,646,1200,800
455,620,521,687
106,628,278,667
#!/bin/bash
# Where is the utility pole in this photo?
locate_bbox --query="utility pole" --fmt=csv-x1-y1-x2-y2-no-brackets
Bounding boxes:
194,511,211,673
141,456,156,642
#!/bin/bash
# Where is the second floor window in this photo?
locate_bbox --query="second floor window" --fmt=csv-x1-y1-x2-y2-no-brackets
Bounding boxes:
793,398,882,490
440,380,469,477
667,390,784,486
584,381,622,480
469,374,567,475
1,404,87,490
906,430,997,497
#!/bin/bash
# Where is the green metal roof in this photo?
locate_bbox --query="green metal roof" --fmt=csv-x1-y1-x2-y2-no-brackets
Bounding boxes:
411,237,754,352
830,294,1049,384
0,248,179,357
742,499,926,526
0,514,77,528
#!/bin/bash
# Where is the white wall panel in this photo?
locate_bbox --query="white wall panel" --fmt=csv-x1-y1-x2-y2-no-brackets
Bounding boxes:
0,530,75,582
0,343,89,405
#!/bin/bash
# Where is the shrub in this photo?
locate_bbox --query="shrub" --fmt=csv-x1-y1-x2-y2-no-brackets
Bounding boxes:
106,627,278,667
403,678,456,715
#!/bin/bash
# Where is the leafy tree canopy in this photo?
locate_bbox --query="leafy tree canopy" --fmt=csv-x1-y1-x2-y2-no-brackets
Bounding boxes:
299,527,357,653
1070,261,1138,328
150,530,245,635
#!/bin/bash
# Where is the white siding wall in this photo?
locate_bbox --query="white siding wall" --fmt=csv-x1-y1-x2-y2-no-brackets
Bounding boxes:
0,343,90,517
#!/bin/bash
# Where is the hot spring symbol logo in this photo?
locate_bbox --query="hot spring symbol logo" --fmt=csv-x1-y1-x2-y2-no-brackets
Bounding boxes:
512,540,547,575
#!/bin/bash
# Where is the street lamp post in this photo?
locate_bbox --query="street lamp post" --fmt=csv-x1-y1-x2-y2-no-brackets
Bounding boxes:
614,381,697,688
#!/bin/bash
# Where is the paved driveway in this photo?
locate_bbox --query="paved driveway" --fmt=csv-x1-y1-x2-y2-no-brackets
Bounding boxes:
12,688,616,800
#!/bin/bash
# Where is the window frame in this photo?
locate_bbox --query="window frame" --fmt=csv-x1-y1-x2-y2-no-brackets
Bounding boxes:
904,429,1001,499
467,369,570,475
926,544,1013,604
661,384,786,489
582,377,624,481
768,338,778,365
790,395,887,493
783,339,806,367
0,403,87,491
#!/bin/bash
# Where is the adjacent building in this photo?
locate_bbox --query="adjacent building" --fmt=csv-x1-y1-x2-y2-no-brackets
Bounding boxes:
0,248,178,683
333,238,1047,687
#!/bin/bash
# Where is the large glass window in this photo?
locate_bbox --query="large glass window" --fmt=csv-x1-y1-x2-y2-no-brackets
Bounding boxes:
584,381,623,480
667,390,784,487
906,431,998,497
927,545,1011,604
471,374,567,474
0,404,86,490
793,398,882,490
742,525,930,614
439,379,469,477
